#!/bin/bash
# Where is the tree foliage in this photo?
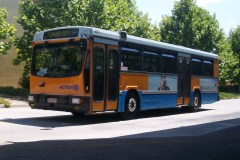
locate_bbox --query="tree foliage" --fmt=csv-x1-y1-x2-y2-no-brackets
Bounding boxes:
14,0,160,89
228,26,240,91
218,41,238,85
159,0,240,87
0,7,15,54
103,0,160,40
160,0,224,53
229,26,240,57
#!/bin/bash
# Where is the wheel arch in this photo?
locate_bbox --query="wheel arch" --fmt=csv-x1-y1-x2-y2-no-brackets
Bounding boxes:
126,89,140,101
118,89,142,113
118,89,141,113
126,89,141,109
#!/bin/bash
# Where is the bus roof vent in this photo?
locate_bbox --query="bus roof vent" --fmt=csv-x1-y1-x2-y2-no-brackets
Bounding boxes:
119,31,127,40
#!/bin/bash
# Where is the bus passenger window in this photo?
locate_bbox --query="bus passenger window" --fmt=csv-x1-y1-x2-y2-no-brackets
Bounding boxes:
121,47,141,71
204,59,213,77
162,53,177,74
143,52,161,72
192,58,203,76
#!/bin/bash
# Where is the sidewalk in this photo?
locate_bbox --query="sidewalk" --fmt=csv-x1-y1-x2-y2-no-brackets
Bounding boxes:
4,98,28,108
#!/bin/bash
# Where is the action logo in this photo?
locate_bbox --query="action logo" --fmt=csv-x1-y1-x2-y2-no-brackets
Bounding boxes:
59,84,79,91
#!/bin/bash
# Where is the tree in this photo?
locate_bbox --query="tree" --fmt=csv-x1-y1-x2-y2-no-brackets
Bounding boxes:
103,0,160,40
218,41,238,85
0,7,15,54
228,26,240,92
160,0,224,53
159,0,238,89
14,0,159,89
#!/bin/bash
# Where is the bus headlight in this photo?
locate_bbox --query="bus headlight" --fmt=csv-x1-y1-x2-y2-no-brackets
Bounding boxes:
28,95,34,102
72,98,83,104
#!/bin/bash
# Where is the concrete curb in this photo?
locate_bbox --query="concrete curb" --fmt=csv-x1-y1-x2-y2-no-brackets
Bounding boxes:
4,98,28,108
10,104,28,108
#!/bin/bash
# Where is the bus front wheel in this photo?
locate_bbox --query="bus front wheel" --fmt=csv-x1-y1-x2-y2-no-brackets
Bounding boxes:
121,92,139,120
71,111,84,117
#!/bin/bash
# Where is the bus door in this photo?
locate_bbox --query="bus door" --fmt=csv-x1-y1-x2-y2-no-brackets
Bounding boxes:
177,55,191,105
92,43,119,112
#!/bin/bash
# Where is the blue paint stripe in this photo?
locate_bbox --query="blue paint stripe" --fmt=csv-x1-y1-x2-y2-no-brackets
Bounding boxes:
118,92,127,112
119,91,219,113
118,91,178,112
201,93,219,104
141,94,177,110
190,91,219,106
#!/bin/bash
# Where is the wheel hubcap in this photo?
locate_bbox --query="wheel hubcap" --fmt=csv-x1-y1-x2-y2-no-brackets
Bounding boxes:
128,98,137,112
194,96,199,107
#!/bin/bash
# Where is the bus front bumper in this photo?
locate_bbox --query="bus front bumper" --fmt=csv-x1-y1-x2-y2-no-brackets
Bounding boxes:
28,94,91,114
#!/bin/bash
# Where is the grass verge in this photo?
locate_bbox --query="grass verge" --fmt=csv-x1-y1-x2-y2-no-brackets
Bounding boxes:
219,92,240,100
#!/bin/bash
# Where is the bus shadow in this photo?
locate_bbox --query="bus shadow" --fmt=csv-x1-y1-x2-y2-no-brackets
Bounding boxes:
0,108,212,129
137,108,211,119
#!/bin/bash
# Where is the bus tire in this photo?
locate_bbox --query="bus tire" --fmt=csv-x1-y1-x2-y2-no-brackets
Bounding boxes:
121,91,139,120
190,92,201,112
71,111,84,117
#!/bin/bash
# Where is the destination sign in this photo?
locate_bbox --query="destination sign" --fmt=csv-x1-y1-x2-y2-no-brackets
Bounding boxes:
43,29,79,40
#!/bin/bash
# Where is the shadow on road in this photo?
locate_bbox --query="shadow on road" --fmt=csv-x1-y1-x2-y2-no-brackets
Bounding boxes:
0,108,212,128
0,121,240,160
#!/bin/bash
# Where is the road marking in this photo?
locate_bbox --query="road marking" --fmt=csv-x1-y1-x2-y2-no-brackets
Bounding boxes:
0,141,15,146
0,121,9,124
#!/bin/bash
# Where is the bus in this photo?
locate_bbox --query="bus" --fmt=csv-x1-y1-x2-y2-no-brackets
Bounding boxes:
28,26,219,119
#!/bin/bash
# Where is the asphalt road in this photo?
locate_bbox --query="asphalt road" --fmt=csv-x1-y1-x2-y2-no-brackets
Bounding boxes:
0,99,240,160
0,124,240,160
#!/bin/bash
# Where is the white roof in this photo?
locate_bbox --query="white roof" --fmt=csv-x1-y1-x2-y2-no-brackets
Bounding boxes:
33,26,218,59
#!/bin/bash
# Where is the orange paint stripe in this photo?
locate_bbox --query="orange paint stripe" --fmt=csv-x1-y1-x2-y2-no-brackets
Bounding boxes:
214,59,219,78
191,77,200,90
120,73,148,91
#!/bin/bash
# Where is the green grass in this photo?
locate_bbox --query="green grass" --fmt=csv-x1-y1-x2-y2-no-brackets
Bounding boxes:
0,97,11,108
219,92,240,100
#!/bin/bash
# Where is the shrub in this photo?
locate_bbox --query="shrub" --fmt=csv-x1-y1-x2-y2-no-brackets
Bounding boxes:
0,97,11,108
0,86,28,97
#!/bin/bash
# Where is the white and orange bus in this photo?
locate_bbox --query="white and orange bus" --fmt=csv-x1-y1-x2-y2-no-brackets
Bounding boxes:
28,26,219,119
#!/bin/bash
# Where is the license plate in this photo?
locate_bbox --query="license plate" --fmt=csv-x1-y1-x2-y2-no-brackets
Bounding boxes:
47,98,57,103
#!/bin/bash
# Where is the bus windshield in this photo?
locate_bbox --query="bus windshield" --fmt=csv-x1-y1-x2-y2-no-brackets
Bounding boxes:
32,42,86,78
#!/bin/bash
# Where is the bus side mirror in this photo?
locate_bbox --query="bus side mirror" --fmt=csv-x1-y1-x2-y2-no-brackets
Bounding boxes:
80,39,87,52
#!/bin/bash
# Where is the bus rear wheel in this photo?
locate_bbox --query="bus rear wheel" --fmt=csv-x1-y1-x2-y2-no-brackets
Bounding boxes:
190,92,201,112
121,92,139,120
